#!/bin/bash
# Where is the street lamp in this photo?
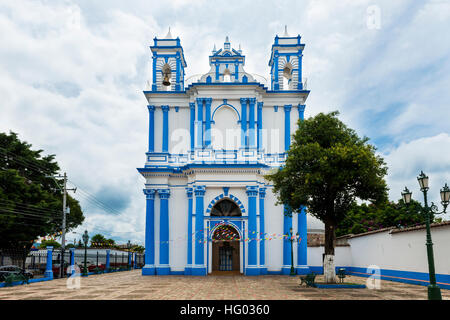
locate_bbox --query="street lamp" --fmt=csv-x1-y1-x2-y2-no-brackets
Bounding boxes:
288,228,300,276
401,171,448,300
127,240,131,270
82,230,89,276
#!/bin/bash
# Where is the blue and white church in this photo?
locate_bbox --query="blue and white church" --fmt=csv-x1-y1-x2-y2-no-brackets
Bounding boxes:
138,28,324,276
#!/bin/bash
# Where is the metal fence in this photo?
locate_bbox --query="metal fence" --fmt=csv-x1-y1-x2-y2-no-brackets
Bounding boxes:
1,248,144,281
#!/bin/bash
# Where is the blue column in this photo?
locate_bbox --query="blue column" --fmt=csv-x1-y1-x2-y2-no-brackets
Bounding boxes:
133,252,137,269
152,56,157,91
157,188,170,275
142,188,156,275
205,98,212,147
105,249,110,272
246,186,259,275
128,251,132,268
257,102,263,151
274,52,279,90
45,246,53,279
189,102,195,151
284,105,292,151
240,98,247,148
296,206,309,275
193,185,206,275
248,98,256,148
147,105,155,152
259,187,267,274
185,187,193,275
298,104,305,121
196,98,204,148
282,206,293,274
162,105,169,152
69,248,75,275
297,50,303,90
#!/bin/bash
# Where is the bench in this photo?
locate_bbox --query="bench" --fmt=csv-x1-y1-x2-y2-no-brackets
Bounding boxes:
299,273,316,287
4,273,29,287
337,268,346,283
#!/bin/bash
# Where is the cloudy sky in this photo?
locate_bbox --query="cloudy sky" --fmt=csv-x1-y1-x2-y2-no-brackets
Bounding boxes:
1,0,449,245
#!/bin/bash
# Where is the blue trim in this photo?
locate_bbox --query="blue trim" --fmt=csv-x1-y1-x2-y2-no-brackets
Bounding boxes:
211,103,241,122
195,186,206,267
248,98,256,148
45,247,53,279
240,98,247,148
196,98,204,148
283,207,292,269
246,186,258,270
205,98,212,147
259,188,266,269
148,105,155,153
158,189,170,267
284,105,292,151
162,105,169,152
186,188,193,268
297,206,307,266
156,266,170,275
144,189,156,269
189,103,195,150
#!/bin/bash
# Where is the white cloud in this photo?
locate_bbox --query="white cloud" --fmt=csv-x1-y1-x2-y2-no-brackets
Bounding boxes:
1,0,449,245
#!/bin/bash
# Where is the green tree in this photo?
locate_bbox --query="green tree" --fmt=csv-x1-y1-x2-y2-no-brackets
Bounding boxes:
0,131,85,252
90,233,107,247
39,239,61,249
266,111,388,283
336,199,428,237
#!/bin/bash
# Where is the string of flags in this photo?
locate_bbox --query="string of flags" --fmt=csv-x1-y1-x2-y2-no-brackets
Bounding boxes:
150,223,303,244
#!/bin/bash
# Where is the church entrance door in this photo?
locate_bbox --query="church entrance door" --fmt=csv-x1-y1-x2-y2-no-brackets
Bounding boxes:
211,224,241,274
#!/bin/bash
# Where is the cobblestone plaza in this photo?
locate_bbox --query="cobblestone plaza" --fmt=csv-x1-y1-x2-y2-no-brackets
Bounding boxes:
1,270,449,300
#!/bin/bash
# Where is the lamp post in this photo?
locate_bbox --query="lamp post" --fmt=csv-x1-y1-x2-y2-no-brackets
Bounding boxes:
82,230,89,276
288,228,300,276
401,171,449,300
127,240,131,270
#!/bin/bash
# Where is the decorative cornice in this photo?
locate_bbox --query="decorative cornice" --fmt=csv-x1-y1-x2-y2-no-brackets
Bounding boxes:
143,188,157,199
259,187,267,198
246,185,259,197
194,185,206,196
157,188,171,199
186,187,193,198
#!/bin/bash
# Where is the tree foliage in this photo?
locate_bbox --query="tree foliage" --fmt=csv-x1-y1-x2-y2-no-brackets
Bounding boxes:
336,199,430,237
0,131,85,250
266,111,388,282
39,239,61,249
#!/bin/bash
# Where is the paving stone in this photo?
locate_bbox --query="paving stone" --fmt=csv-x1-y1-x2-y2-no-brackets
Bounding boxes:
1,270,449,300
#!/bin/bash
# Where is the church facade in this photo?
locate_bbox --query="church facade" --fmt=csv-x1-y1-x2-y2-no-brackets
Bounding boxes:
138,29,323,276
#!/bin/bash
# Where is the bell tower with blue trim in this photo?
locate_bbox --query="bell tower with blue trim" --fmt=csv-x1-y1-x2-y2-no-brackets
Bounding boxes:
269,26,305,91
150,28,187,91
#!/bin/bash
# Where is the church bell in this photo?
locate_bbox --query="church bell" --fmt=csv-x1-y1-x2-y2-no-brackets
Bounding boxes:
162,70,171,86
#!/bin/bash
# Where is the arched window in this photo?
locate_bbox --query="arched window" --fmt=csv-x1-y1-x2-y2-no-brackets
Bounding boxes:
223,69,231,82
161,64,172,91
282,63,293,90
210,199,241,217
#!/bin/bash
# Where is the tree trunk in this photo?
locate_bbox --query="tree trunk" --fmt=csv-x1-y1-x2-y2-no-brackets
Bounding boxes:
324,219,336,283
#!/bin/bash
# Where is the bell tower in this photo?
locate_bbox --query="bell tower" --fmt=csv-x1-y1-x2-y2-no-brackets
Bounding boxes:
268,26,305,91
150,28,187,91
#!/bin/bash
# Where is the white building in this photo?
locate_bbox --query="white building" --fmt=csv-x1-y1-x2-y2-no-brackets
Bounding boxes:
138,28,324,276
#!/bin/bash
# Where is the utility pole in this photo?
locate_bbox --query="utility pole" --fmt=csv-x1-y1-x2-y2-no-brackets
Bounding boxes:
48,172,76,278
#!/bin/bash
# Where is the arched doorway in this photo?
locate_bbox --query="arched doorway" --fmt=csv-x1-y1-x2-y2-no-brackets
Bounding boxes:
211,223,241,273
